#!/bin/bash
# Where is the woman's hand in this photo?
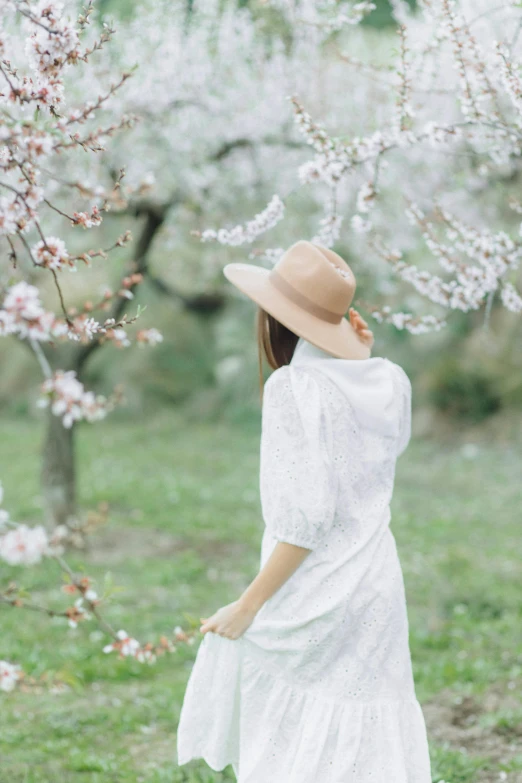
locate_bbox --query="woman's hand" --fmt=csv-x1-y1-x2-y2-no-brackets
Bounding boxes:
349,307,374,350
200,599,258,640
200,542,311,641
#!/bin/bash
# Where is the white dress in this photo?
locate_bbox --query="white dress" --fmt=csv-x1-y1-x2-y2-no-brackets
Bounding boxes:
177,336,432,783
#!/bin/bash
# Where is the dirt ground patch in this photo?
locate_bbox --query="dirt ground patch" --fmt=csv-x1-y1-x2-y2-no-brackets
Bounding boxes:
424,685,522,782
84,525,250,566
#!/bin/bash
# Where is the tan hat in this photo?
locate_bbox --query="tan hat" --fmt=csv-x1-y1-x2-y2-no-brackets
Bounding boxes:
223,240,371,360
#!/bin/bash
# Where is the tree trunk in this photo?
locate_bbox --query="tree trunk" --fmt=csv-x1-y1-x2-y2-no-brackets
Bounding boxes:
41,409,76,528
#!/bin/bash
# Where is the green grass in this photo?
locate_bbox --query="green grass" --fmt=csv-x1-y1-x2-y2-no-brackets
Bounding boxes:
1,411,522,782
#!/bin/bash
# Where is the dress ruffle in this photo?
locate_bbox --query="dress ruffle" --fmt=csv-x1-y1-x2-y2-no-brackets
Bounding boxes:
177,632,242,771
176,634,431,783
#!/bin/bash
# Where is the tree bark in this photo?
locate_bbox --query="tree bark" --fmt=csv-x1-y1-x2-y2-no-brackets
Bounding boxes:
41,407,76,528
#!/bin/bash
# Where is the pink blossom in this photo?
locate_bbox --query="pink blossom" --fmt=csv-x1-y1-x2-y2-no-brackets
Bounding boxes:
67,598,91,629
24,0,81,80
32,237,71,271
68,317,103,342
0,281,60,342
136,328,163,346
107,328,131,349
0,524,49,566
103,630,156,664
38,371,110,428
0,661,22,692
72,206,103,229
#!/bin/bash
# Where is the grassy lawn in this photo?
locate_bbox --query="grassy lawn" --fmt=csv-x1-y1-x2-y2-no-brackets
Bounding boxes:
1,411,521,782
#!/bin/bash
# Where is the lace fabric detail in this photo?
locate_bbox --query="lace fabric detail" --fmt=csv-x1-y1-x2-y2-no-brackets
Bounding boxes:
259,361,410,553
259,365,337,550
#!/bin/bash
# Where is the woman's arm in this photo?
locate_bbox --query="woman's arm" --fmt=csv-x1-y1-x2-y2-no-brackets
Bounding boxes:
199,541,311,640
199,308,373,641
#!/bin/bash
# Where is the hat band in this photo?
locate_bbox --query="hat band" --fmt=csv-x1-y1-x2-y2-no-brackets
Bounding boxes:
269,269,343,325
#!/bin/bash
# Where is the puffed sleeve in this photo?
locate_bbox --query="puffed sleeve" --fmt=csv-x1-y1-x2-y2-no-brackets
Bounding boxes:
259,365,337,550
393,364,412,457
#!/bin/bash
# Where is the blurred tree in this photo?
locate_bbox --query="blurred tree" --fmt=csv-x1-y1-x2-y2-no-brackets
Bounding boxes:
430,359,501,423
67,0,362,387
1,0,363,524
204,0,522,344
363,0,416,28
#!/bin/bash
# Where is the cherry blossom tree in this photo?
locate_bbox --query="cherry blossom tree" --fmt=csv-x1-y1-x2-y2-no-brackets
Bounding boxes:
0,0,203,686
3,0,368,526
78,0,409,319
202,0,522,340
78,0,331,306
0,0,171,528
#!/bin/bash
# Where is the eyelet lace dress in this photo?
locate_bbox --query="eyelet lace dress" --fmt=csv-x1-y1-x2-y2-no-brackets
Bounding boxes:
177,337,432,782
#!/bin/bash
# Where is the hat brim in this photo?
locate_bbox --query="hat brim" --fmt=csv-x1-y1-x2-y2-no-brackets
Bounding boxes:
223,263,371,361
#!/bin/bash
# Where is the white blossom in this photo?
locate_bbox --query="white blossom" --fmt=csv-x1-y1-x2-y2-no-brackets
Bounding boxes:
0,524,50,566
351,215,373,234
109,328,131,349
69,317,102,342
38,371,110,428
370,306,446,334
200,196,285,246
312,213,343,248
32,237,71,272
356,182,377,214
136,328,163,346
0,661,22,692
103,630,155,663
68,597,91,629
501,282,522,312
72,207,103,229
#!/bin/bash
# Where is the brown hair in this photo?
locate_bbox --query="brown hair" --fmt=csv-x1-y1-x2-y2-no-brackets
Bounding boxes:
256,307,299,402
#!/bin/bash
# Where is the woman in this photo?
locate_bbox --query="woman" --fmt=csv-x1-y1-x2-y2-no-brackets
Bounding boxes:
177,241,432,782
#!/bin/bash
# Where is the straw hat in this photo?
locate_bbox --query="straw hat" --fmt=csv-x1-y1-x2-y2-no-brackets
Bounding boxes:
223,240,371,360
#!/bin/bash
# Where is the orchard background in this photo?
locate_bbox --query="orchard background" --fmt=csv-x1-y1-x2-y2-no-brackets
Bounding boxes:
1,1,522,781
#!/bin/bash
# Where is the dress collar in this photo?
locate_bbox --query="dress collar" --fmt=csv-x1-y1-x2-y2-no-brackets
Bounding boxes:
289,337,400,437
